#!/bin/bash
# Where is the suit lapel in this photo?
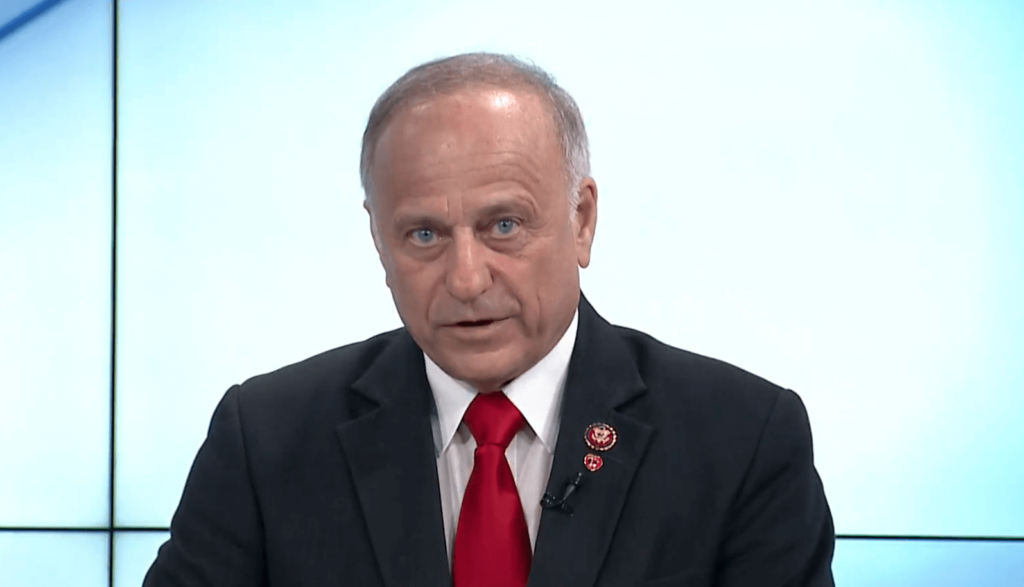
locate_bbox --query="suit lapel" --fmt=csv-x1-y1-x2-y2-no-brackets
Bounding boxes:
336,330,451,587
529,296,653,587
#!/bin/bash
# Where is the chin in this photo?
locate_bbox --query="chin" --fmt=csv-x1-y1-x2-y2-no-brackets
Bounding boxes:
439,352,521,390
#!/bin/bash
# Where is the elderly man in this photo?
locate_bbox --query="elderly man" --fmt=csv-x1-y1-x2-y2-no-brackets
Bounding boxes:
145,53,835,587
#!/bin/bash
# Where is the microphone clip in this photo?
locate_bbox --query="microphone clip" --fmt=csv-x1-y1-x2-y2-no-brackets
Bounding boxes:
540,472,585,515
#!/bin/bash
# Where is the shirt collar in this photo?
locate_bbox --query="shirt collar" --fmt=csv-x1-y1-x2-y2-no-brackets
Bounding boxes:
425,309,579,455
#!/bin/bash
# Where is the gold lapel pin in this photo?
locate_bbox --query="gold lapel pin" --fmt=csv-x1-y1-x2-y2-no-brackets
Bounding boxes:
584,422,617,452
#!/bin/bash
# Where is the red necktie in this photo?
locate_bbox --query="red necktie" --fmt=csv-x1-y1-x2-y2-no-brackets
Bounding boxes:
452,392,532,587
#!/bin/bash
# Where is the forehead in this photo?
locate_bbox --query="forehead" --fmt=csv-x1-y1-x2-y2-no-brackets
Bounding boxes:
370,87,562,199
390,85,555,142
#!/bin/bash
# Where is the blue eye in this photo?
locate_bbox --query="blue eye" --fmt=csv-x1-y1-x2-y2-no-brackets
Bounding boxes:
495,219,518,235
412,228,436,244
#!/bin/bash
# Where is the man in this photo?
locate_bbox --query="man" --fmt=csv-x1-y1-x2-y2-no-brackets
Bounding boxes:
145,52,834,586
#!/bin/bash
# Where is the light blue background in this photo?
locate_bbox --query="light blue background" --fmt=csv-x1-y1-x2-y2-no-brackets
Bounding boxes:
1,0,1022,584
832,539,1024,586
0,0,111,527
113,531,170,587
0,532,109,587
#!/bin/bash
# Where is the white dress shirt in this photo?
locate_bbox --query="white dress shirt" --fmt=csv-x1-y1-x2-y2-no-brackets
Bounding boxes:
424,310,579,563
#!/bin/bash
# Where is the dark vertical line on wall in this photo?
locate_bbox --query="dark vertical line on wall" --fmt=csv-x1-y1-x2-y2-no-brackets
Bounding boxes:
108,0,119,585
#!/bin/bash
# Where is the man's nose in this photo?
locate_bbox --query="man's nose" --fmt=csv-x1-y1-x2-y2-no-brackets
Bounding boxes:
445,228,491,303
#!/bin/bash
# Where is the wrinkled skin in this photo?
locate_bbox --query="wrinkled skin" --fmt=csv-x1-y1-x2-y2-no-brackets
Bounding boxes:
367,87,598,392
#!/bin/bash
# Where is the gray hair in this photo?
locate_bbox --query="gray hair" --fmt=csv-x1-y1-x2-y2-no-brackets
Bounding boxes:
359,52,591,219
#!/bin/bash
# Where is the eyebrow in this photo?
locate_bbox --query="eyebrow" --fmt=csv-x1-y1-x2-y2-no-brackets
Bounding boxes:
390,195,537,230
391,212,445,233
475,198,536,220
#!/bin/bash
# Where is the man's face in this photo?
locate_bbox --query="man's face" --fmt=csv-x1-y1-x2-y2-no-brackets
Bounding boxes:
367,87,597,391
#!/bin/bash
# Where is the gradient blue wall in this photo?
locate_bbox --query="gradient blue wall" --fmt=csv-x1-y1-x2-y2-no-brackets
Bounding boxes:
1,0,1022,585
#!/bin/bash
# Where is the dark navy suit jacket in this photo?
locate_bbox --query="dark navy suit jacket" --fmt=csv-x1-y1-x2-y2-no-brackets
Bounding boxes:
144,296,835,586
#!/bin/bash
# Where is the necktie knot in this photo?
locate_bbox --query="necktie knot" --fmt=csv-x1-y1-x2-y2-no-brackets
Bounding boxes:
463,391,523,449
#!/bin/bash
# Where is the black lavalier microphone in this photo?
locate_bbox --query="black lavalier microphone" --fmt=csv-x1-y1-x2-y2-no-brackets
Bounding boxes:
540,472,585,514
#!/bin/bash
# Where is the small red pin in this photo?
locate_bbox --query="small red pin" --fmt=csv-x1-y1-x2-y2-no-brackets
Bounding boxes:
584,423,617,452
583,453,604,472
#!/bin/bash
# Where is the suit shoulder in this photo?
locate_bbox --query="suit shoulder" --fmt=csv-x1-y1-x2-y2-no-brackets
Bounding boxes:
231,327,404,410
610,324,789,417
607,325,813,483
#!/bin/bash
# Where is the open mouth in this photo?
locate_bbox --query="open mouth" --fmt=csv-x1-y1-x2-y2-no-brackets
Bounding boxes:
455,318,504,327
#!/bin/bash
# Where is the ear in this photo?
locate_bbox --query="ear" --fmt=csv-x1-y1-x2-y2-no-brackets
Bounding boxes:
364,199,392,287
364,199,381,252
573,177,598,268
